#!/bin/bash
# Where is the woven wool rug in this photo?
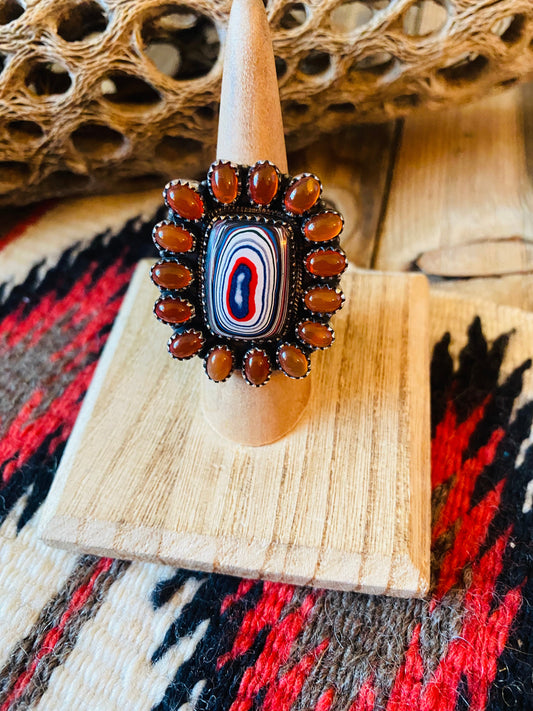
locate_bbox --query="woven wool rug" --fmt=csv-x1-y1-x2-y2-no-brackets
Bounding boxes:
0,197,532,711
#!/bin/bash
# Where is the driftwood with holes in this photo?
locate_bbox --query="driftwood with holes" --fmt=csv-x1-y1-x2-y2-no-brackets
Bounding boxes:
1,0,533,206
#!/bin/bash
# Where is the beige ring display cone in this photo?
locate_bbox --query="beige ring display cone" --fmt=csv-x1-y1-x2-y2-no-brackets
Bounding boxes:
201,0,311,447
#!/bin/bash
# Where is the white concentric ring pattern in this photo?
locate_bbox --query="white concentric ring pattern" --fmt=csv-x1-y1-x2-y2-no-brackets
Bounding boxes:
204,218,290,339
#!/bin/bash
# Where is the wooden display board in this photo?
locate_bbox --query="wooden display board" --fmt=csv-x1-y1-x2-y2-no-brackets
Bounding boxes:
38,262,431,598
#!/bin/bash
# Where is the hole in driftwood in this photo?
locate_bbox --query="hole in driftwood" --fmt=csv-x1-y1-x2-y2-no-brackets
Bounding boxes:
492,14,525,44
329,102,356,113
277,2,309,30
57,1,108,41
330,2,373,33
393,93,420,108
71,122,125,158
275,56,288,78
351,52,395,75
0,53,5,74
196,102,217,121
101,72,160,106
7,120,44,141
403,0,447,36
26,61,72,96
39,170,90,192
500,77,519,88
0,161,29,191
438,54,488,84
141,6,220,80
0,0,24,25
299,50,331,76
155,135,202,162
283,100,309,117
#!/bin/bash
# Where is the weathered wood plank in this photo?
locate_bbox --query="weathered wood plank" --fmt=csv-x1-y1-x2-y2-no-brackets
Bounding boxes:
374,86,533,310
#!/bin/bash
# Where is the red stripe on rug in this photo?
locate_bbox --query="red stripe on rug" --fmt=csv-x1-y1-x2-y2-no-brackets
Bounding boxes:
0,362,96,482
220,579,256,615
386,624,424,711
421,529,521,711
262,638,329,711
0,557,112,711
432,427,505,543
217,582,296,670
4,257,128,352
431,400,489,489
228,591,319,711
315,687,335,711
349,678,376,711
433,480,505,599
0,390,44,482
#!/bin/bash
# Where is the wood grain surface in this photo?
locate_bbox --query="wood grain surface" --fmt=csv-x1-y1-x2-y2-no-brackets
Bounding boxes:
39,262,431,598
373,86,533,310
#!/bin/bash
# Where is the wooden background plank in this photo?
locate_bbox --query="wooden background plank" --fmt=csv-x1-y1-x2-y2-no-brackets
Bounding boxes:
374,86,533,310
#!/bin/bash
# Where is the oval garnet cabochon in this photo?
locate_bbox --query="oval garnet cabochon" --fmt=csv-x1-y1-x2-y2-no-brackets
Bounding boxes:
151,262,192,290
153,223,194,253
297,321,333,348
206,347,234,381
304,287,343,314
304,212,342,242
284,175,321,215
210,163,239,204
166,183,204,221
248,162,279,205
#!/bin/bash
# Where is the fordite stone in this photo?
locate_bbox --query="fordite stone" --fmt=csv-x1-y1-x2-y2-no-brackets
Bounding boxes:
153,223,194,253
277,344,309,378
165,183,204,221
154,297,193,324
206,346,233,382
248,162,279,205
305,248,346,277
284,175,320,215
304,212,343,242
304,286,343,314
210,162,239,204
297,320,333,349
151,261,192,290
244,349,270,386
204,217,290,340
169,331,203,359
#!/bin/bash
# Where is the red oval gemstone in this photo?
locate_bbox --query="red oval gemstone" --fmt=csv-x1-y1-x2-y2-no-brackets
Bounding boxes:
151,262,192,290
297,321,333,349
206,347,233,381
243,349,270,386
304,212,343,242
248,162,279,205
165,183,204,220
154,297,193,324
210,162,239,203
304,287,343,314
153,223,194,252
284,175,321,215
277,344,309,378
169,331,203,359
305,249,347,277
